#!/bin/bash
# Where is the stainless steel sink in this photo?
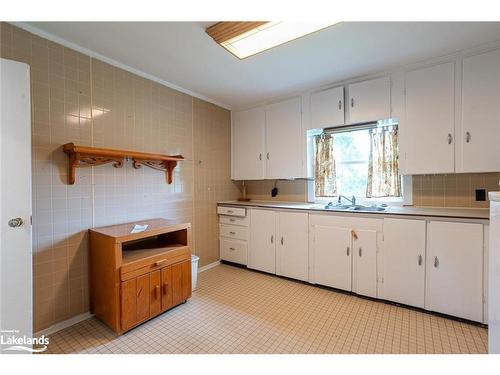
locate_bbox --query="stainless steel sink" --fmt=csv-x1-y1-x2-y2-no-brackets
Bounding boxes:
324,202,387,212
349,205,386,212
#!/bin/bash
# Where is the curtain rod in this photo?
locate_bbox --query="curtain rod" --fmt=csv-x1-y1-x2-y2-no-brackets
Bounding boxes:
321,121,398,135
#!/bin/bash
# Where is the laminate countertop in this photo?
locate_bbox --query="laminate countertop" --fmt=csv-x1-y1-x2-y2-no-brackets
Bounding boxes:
217,200,490,220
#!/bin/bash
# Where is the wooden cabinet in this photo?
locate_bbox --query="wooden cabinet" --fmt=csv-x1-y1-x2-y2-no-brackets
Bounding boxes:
382,218,426,308
249,209,277,273
310,86,345,129
231,107,266,180
401,62,455,174
347,77,391,124
265,97,302,179
426,221,484,322
89,219,192,334
459,48,500,173
276,211,309,282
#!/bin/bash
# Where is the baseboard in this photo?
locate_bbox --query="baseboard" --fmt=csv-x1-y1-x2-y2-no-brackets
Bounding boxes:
198,260,221,273
35,312,93,337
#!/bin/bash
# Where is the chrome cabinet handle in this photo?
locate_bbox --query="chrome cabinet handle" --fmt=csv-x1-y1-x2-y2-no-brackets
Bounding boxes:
229,218,235,222
359,247,362,257
447,133,453,144
8,217,24,228
346,247,350,256
434,256,439,268
418,254,423,266
266,152,270,160
271,235,274,244
259,153,262,160
465,131,471,143
227,210,233,213
280,237,284,246
351,98,354,108
338,100,342,110
229,247,236,251
229,231,236,235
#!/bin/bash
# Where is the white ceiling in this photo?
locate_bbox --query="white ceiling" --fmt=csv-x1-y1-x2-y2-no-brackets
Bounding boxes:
24,22,500,110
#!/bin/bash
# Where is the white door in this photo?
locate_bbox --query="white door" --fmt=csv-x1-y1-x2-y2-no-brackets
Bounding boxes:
249,209,276,274
347,77,391,124
276,211,309,282
310,86,344,129
382,218,426,308
353,229,378,298
402,62,455,174
231,107,265,180
427,221,483,322
265,97,302,179
459,49,500,173
311,225,352,291
0,59,33,353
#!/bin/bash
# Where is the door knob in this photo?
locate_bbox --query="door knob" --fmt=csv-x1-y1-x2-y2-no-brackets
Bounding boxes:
8,217,24,228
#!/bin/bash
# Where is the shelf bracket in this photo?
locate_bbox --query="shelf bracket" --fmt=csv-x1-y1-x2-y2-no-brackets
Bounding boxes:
132,159,179,184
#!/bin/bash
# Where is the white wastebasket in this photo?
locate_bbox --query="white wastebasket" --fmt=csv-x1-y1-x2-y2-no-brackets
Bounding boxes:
191,255,200,291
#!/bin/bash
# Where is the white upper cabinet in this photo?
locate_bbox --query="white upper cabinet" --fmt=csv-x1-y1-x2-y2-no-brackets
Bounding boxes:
265,97,302,179
231,107,266,180
402,62,455,175
347,76,391,124
459,48,500,173
310,86,345,129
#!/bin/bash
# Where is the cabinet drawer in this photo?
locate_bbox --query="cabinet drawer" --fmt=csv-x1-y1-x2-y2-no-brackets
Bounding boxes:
217,206,246,217
219,224,248,241
219,215,249,227
220,238,248,265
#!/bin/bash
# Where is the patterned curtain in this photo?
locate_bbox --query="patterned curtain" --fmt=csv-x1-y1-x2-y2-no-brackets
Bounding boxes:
315,134,337,197
366,127,401,198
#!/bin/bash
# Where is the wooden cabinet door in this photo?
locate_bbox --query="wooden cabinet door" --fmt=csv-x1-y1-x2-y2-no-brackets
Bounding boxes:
265,97,302,179
310,86,344,129
161,266,173,311
402,62,455,174
150,270,161,316
353,229,378,298
427,221,484,322
120,278,137,331
382,218,426,308
459,49,500,173
347,77,390,124
171,260,191,306
136,274,150,323
311,224,352,291
276,211,309,282
232,107,266,180
249,209,276,274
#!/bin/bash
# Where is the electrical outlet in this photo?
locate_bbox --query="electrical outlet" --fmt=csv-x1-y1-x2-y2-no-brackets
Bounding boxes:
475,189,486,201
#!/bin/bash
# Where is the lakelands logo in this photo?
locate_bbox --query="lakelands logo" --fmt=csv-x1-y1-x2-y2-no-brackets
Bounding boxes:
1,329,49,353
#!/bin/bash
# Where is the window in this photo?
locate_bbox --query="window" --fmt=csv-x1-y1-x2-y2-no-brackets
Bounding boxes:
314,122,402,202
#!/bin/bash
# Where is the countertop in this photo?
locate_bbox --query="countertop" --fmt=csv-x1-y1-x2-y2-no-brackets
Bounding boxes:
218,200,490,220
489,192,500,202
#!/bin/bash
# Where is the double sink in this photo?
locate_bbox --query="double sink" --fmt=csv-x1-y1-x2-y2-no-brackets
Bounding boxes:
323,202,387,212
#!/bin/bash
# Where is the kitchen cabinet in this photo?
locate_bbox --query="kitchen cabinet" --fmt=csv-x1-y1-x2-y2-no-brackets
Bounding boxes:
426,221,484,322
276,211,309,282
265,97,302,179
218,206,249,266
401,61,455,174
381,218,426,308
352,228,378,298
459,48,500,173
310,86,345,129
231,107,265,180
249,209,277,273
347,76,391,124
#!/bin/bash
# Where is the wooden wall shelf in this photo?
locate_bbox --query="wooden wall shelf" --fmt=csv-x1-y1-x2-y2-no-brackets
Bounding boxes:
62,143,184,185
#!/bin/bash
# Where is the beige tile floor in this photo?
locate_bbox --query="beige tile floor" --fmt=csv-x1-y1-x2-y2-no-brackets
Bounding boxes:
42,264,487,354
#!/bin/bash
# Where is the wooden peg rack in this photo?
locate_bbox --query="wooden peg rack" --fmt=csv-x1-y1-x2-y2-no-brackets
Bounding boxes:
62,143,184,185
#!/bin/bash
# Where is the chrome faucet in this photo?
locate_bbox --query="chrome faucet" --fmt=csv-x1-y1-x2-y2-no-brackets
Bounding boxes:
338,195,356,206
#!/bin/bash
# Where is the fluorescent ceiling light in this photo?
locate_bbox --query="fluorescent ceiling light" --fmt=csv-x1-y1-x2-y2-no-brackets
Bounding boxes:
208,22,339,59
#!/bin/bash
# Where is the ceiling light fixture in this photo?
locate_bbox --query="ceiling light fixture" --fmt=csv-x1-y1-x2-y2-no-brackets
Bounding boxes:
206,21,338,59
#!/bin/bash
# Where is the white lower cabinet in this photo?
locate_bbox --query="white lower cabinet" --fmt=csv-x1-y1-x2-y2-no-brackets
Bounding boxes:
382,218,426,308
352,228,378,298
426,221,484,322
249,209,277,273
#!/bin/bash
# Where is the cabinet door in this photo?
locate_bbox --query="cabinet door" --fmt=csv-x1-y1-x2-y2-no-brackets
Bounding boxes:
427,221,483,322
120,278,137,331
348,77,390,124
136,274,150,322
402,62,455,174
171,260,191,306
265,97,302,179
382,218,426,308
249,209,276,273
232,107,266,180
310,86,344,128
460,49,500,172
276,211,309,282
311,225,352,291
353,229,377,298
161,266,173,311
150,270,161,316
